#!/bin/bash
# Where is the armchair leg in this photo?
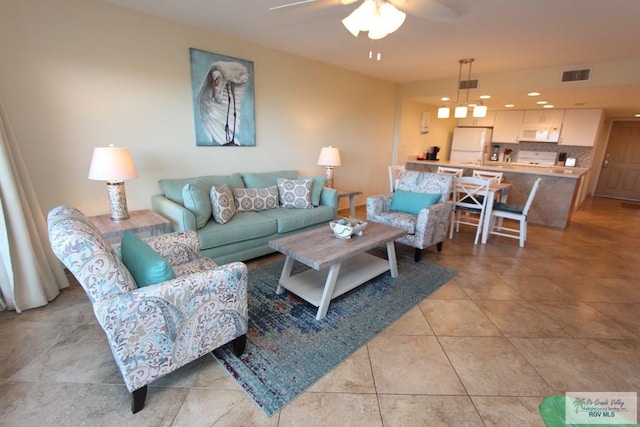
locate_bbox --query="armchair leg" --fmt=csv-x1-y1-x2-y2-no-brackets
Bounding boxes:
232,334,247,356
436,241,443,252
131,386,147,414
414,248,422,263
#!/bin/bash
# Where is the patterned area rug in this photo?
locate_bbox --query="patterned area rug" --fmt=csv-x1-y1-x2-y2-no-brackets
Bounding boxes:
212,249,457,417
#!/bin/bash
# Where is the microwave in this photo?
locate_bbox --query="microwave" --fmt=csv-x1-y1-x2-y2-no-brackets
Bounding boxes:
519,123,562,143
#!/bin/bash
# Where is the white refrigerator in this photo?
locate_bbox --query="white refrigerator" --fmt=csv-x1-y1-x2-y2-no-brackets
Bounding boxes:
449,127,492,163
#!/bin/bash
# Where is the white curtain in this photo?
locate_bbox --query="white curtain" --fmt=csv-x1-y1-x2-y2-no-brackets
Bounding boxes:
0,99,68,312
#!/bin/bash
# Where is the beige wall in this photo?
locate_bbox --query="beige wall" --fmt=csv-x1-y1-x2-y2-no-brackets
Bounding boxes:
0,0,399,216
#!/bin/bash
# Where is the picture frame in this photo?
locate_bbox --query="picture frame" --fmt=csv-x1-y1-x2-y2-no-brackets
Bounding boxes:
189,48,256,147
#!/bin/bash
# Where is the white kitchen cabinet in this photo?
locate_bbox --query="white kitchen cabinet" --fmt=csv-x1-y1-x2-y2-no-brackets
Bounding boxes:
492,110,525,143
457,111,495,127
523,109,565,123
559,108,604,147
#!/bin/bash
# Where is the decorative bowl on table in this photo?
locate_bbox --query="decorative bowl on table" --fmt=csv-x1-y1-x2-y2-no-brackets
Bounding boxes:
329,217,367,239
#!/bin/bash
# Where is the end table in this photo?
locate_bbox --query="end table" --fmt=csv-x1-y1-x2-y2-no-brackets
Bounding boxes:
89,209,171,243
337,190,363,218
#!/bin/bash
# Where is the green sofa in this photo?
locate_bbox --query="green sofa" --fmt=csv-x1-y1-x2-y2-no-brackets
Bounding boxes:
151,170,338,264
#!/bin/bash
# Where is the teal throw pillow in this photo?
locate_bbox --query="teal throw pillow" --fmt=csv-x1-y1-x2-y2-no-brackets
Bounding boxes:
182,179,212,229
121,231,175,288
390,190,441,215
300,176,326,206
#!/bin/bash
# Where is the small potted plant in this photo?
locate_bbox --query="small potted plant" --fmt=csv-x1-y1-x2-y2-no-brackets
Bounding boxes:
503,148,513,162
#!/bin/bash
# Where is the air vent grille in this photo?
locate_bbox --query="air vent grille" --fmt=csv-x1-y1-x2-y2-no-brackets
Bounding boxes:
459,79,478,89
561,68,591,82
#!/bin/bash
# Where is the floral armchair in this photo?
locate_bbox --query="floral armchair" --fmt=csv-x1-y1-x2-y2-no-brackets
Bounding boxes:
367,171,454,262
47,206,248,413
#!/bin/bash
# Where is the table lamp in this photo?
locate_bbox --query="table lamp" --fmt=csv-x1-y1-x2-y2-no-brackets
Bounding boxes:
88,145,138,221
317,146,341,188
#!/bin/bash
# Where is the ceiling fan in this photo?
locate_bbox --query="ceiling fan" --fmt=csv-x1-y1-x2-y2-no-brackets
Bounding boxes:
268,0,458,24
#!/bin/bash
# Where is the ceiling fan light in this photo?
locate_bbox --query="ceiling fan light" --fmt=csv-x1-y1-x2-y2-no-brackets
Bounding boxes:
437,107,450,119
378,2,406,35
454,106,468,118
473,104,487,118
342,0,376,36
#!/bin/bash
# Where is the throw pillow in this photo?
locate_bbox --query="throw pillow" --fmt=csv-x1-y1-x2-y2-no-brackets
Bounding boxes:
233,186,279,212
210,184,237,224
182,179,212,229
300,175,326,206
121,231,175,288
390,190,441,215
277,178,313,209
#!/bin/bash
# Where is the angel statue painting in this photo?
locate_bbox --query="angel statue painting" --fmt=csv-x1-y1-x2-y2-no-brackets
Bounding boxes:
190,48,256,146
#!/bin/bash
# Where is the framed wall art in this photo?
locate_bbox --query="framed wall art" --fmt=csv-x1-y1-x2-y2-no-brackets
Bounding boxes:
189,48,256,147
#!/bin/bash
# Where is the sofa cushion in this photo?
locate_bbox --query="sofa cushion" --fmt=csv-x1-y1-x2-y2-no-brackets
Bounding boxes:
390,190,441,215
159,173,245,205
198,211,278,249
300,176,326,206
121,231,175,287
277,178,313,209
233,186,279,212
210,184,237,224
182,179,212,229
241,170,298,188
259,206,335,233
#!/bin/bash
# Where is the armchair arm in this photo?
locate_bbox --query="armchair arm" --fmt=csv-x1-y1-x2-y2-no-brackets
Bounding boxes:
93,261,248,392
414,200,454,243
151,194,197,232
143,231,202,266
366,193,393,221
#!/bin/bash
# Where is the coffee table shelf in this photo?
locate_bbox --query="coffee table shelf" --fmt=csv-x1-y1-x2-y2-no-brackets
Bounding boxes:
277,252,390,306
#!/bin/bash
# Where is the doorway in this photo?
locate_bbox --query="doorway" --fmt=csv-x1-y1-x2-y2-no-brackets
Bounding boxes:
595,121,640,201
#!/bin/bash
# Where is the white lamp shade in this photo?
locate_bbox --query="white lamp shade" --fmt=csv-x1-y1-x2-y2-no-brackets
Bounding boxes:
454,106,468,118
473,104,488,117
317,146,342,167
88,146,138,182
437,107,451,119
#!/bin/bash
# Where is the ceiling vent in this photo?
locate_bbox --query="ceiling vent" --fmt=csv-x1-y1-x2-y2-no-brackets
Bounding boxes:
459,79,478,90
561,68,591,83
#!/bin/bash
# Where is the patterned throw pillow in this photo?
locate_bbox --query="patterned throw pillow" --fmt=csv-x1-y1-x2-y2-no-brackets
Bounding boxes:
277,178,313,209
233,186,279,212
210,184,237,224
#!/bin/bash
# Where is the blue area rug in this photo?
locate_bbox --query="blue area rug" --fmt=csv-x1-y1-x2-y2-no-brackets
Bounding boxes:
212,249,457,417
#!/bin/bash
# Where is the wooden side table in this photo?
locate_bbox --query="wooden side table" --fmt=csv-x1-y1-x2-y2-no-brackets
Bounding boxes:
89,209,171,243
337,190,363,218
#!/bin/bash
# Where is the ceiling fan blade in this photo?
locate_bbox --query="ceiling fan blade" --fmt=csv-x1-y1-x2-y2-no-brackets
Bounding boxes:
268,0,322,11
390,0,458,22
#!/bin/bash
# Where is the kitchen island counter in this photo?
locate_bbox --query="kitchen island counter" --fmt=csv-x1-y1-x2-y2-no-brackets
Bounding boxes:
406,160,589,229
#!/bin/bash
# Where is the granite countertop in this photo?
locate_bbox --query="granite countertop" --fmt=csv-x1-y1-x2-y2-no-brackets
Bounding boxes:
407,160,589,179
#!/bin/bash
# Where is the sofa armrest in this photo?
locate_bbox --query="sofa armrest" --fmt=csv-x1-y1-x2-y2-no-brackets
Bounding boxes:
93,261,248,392
319,187,338,210
151,194,197,232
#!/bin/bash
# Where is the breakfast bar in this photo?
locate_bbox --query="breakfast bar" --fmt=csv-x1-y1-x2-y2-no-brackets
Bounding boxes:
407,160,589,229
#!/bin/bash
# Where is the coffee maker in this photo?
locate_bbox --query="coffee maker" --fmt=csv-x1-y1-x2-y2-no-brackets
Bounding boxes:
490,144,500,161
426,146,440,160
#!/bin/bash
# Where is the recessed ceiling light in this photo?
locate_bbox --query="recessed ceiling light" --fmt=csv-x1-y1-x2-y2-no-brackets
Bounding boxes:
543,104,554,109
468,103,477,107
505,104,515,108
528,92,541,97
479,95,491,99
441,97,450,101
536,101,548,105
635,113,640,117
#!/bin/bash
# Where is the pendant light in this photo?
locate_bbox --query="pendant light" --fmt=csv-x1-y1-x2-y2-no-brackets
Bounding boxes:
438,58,488,119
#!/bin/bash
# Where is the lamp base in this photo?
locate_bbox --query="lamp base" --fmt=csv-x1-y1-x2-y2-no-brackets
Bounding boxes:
324,167,335,189
106,181,129,221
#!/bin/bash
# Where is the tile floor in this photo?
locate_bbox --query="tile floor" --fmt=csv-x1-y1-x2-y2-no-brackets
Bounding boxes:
1,196,639,426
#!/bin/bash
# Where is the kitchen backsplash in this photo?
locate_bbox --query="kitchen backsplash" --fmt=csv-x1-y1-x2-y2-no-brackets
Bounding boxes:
492,142,593,167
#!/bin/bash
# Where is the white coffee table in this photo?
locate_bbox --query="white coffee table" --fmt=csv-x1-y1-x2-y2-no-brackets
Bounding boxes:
268,221,406,320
